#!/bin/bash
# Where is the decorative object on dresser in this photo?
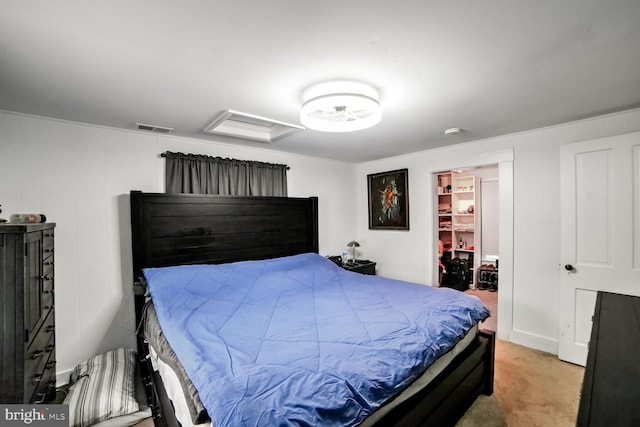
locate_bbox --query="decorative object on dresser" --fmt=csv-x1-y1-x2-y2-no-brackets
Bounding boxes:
368,168,409,230
8,213,47,224
0,223,56,403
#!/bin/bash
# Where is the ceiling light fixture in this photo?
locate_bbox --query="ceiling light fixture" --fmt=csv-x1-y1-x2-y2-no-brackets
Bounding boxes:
300,82,382,133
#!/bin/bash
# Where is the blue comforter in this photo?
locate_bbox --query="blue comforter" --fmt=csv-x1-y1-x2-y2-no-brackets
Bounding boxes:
143,253,488,427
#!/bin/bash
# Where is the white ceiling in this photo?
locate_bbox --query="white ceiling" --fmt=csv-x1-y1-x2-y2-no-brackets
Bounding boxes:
2,1,640,162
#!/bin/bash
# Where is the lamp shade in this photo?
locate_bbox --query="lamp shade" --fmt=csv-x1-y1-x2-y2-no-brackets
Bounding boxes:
347,240,360,261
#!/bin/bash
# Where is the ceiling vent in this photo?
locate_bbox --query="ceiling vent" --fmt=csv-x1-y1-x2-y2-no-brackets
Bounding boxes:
136,123,174,134
204,110,304,142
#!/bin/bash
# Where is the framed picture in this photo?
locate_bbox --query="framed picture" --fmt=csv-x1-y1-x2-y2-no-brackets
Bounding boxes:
367,168,409,230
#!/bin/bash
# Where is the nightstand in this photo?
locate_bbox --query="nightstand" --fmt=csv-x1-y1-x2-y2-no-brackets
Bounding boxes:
342,260,376,275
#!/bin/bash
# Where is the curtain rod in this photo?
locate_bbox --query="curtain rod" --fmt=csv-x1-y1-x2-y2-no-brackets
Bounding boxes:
160,151,290,170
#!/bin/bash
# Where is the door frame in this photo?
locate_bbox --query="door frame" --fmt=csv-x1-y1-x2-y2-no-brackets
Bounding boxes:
429,148,514,341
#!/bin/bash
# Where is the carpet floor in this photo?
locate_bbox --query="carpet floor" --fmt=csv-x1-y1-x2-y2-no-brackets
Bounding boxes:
456,339,585,427
461,287,585,426
465,288,497,331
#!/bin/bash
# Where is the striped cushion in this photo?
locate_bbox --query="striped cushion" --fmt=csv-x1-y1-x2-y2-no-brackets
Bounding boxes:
63,348,140,427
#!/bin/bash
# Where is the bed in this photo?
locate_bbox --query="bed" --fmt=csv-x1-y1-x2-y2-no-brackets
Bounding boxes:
130,191,494,427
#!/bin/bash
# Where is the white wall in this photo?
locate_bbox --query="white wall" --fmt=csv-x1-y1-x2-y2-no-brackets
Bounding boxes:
480,178,499,259
356,108,640,354
476,166,500,259
4,107,640,381
0,110,356,382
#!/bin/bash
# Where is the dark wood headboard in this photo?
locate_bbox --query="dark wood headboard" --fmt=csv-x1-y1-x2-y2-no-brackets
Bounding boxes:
130,191,319,283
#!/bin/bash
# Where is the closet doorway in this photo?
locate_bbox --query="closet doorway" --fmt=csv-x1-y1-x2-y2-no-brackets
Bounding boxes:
435,165,499,332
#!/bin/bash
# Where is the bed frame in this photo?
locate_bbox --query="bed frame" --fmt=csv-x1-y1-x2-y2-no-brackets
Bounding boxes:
130,190,494,427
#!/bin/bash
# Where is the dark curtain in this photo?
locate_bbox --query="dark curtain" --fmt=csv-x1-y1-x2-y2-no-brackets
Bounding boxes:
164,151,288,196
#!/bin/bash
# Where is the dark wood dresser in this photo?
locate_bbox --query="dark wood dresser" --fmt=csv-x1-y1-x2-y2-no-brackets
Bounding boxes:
577,291,640,426
0,223,56,403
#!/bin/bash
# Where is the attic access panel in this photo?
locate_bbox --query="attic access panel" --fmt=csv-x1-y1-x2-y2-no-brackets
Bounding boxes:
204,110,304,142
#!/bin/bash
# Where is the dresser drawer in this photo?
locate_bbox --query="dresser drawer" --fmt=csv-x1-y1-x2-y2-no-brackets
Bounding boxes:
42,260,55,307
41,262,54,283
43,251,54,266
29,353,56,404
42,230,55,253
43,255,54,269
42,286,54,311
24,309,55,401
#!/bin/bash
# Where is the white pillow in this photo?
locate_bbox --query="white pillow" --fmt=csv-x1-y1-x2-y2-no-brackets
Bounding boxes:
63,348,140,427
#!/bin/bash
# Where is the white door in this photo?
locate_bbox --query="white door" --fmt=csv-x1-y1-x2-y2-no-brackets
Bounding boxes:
559,132,640,365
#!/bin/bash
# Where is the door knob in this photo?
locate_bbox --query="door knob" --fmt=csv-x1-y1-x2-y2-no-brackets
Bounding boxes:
564,264,574,271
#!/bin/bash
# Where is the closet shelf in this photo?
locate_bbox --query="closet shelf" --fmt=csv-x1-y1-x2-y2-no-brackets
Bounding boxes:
437,172,481,290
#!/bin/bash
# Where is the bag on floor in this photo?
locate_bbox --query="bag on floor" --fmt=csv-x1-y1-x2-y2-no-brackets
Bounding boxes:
441,257,468,291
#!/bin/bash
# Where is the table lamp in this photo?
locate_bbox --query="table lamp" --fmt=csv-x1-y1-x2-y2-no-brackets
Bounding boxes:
347,240,360,261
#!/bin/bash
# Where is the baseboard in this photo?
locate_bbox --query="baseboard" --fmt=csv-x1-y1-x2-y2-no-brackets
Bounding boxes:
56,369,72,387
508,329,558,355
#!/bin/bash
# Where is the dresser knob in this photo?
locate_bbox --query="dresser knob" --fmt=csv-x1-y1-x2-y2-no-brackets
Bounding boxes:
46,325,55,333
33,392,47,404
32,374,43,384
45,344,54,352
46,360,56,369
32,350,44,359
